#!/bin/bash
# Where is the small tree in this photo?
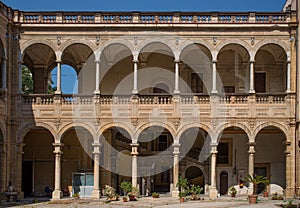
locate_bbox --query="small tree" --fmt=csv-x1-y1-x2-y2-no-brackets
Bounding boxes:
244,174,270,195
176,176,188,198
120,181,132,196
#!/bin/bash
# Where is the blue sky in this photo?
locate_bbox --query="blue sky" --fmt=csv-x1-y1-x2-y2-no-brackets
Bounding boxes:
2,0,286,12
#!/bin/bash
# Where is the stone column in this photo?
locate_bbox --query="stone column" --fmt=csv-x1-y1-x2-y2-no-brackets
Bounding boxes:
286,61,291,93
94,60,101,95
174,60,180,94
132,59,138,95
249,60,255,93
92,143,101,199
171,143,180,197
209,144,218,198
16,143,25,198
0,142,6,192
248,142,255,194
55,61,62,94
131,143,139,188
1,57,7,90
18,55,23,94
211,60,218,94
52,143,63,200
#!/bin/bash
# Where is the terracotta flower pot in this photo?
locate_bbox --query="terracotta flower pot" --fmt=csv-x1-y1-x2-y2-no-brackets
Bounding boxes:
248,195,258,204
263,191,269,197
179,197,185,203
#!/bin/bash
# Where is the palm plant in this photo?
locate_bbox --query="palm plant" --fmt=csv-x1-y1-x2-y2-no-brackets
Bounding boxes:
244,174,270,195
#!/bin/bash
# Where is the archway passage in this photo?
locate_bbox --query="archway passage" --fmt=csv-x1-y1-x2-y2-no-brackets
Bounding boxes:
185,166,204,193
22,127,54,197
255,126,286,194
138,126,174,194
61,127,94,197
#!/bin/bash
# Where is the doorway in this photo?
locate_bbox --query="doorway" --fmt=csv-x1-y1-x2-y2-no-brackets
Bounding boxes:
220,171,228,195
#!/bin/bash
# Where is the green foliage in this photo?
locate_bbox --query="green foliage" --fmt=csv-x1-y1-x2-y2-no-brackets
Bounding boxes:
188,184,203,195
176,176,189,198
152,192,159,198
244,174,270,195
22,66,33,94
120,181,132,194
228,186,237,196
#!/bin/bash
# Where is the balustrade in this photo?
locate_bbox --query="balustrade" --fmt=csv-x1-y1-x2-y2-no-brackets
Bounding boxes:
16,11,290,24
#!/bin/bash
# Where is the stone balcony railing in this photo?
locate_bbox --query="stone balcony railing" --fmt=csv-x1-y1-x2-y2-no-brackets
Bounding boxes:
19,93,293,119
10,11,292,25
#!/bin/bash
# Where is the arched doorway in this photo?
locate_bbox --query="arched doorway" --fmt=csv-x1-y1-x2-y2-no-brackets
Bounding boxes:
22,127,54,197
185,166,204,193
220,171,228,195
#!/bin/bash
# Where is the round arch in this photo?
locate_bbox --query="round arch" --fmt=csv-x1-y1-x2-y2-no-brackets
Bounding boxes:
178,40,213,60
58,122,96,143
253,40,289,58
215,123,251,143
59,39,96,55
135,122,176,143
18,122,57,144
176,123,213,144
253,122,288,142
97,39,134,60
215,40,252,56
185,165,205,189
136,39,176,57
97,122,134,143
20,39,57,58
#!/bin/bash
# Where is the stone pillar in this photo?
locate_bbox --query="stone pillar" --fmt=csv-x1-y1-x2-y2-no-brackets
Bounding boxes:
211,60,218,94
55,61,62,94
286,61,291,93
171,143,180,197
0,142,6,192
52,143,63,200
174,60,180,94
209,144,218,198
15,143,25,198
131,143,139,188
249,60,255,93
18,53,23,94
1,57,7,90
94,60,101,95
132,59,138,95
248,142,255,194
284,138,296,197
92,143,101,199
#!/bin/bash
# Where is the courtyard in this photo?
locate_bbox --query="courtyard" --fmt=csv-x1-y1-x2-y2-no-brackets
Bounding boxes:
1,195,299,208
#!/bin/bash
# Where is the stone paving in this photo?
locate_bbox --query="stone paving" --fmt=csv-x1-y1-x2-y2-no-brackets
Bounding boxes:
1,195,299,208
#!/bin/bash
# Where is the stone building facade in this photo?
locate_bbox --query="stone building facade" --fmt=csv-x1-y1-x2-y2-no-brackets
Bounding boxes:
0,0,299,200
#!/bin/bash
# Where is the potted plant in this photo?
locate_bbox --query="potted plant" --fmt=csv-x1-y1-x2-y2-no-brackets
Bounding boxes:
72,192,80,199
244,174,270,204
263,180,270,197
127,187,138,201
104,186,119,201
176,176,188,202
188,184,203,200
120,181,132,196
228,186,237,197
152,192,160,198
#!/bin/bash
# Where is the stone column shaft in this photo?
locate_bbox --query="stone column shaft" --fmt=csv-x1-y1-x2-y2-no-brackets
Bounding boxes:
92,143,101,199
132,60,138,95
286,61,291,93
52,143,63,200
1,58,7,90
209,144,218,198
171,144,180,197
131,143,139,188
211,61,217,94
55,61,62,94
174,60,180,94
249,61,255,93
94,60,100,94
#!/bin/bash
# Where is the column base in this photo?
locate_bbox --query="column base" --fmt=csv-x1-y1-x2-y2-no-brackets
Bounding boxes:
54,90,62,95
52,190,63,200
91,190,101,199
173,90,180,95
249,90,255,94
209,187,218,198
18,191,24,199
211,90,218,94
285,187,295,198
171,190,179,198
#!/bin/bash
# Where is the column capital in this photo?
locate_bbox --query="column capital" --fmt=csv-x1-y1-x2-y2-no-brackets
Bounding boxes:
55,60,61,63
174,59,180,63
250,60,255,63
173,143,181,155
210,143,218,154
247,142,256,146
95,59,100,63
92,143,102,154
132,59,138,63
131,143,139,155
212,60,217,63
53,143,63,154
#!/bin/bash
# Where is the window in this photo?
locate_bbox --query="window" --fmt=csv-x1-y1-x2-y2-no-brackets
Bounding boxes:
191,73,203,93
223,86,235,94
217,139,232,165
151,134,170,151
255,72,266,93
